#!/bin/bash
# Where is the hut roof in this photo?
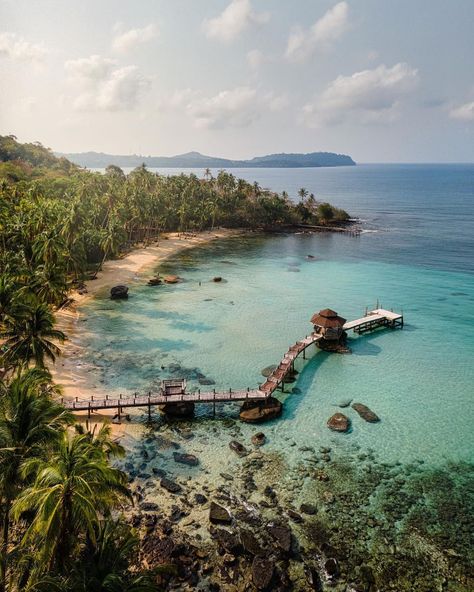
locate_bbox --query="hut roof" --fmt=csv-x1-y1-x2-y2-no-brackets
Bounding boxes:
310,308,346,327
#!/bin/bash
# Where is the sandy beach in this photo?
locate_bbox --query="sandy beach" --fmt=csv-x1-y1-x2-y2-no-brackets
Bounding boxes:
52,229,244,421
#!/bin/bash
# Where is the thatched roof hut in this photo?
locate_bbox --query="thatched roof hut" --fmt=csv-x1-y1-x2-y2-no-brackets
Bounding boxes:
310,308,346,328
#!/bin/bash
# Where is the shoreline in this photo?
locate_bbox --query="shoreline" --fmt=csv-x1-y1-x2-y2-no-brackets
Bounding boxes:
52,228,246,416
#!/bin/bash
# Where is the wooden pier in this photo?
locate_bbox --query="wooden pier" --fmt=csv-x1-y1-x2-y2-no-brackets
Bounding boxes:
62,307,403,416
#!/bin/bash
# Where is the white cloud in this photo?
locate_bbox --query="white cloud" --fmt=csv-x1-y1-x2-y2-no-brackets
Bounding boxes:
286,1,349,62
173,86,286,130
303,63,418,127
203,0,269,43
449,101,474,122
65,55,150,112
112,23,157,53
0,32,47,61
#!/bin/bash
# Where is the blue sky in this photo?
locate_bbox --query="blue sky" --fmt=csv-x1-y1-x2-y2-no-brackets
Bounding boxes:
0,0,473,161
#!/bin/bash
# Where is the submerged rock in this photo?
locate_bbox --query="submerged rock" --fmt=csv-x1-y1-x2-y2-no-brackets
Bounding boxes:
352,402,380,423
261,365,277,377
209,501,232,525
164,275,180,284
335,398,352,408
110,285,128,299
327,413,350,432
173,452,199,466
229,440,248,457
147,277,162,286
213,276,223,282
251,432,266,446
239,398,282,423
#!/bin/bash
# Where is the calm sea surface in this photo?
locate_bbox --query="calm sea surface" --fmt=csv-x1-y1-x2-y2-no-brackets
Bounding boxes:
81,163,474,465
78,164,474,585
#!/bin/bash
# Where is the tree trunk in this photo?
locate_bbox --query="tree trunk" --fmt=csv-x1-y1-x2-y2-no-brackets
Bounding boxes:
0,496,11,592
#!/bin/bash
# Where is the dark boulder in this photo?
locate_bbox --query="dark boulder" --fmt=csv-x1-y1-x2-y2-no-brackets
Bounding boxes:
161,401,195,418
352,402,380,423
160,477,182,494
300,503,317,515
147,277,162,286
327,412,350,432
239,397,282,423
251,432,266,446
110,285,128,299
209,501,232,525
194,493,208,505
287,509,304,523
325,558,339,579
213,276,223,282
268,524,292,553
173,452,199,467
140,502,159,512
229,440,248,457
252,556,275,590
240,529,263,556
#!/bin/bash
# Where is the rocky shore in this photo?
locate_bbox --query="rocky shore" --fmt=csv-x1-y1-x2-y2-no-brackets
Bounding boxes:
114,416,474,591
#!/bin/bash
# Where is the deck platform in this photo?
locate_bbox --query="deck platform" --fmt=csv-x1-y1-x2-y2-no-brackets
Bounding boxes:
343,308,403,334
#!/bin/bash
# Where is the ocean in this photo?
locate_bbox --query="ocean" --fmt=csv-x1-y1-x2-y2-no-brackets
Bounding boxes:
79,163,474,589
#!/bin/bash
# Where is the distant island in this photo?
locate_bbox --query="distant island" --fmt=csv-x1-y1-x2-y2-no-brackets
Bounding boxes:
58,150,356,169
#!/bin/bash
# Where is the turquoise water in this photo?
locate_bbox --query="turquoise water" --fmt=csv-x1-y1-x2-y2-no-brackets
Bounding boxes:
77,164,474,588
79,164,474,468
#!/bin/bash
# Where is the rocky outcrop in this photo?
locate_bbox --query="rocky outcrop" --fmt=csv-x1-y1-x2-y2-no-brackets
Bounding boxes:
164,275,180,284
352,403,380,423
327,413,350,432
239,398,282,423
209,502,232,525
110,285,128,299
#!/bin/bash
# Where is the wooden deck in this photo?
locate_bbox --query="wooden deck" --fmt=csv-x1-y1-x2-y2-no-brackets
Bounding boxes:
63,307,403,415
343,308,403,334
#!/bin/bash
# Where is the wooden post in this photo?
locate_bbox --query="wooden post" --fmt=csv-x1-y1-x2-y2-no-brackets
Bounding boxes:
148,395,151,422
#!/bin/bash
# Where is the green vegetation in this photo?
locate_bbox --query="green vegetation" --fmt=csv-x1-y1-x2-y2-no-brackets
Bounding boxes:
0,134,350,589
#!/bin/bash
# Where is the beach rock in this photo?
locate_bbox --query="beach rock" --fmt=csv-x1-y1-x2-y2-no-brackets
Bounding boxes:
110,285,128,299
327,413,350,432
335,398,352,408
209,502,232,525
160,477,182,494
252,556,275,590
164,275,180,284
147,277,162,286
211,528,242,554
300,503,317,515
229,440,248,457
239,398,282,423
173,452,199,467
194,493,208,505
251,432,266,446
240,529,263,556
268,524,292,553
140,502,159,512
352,402,380,423
213,276,223,282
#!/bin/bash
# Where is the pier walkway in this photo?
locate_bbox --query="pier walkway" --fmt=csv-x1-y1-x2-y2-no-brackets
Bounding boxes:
63,308,403,414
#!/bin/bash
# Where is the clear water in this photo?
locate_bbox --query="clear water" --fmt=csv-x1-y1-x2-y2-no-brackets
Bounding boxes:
80,164,474,469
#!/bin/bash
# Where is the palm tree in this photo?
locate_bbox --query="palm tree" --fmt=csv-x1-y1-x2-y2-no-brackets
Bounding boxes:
1,300,65,369
0,369,71,592
298,187,308,202
13,426,130,572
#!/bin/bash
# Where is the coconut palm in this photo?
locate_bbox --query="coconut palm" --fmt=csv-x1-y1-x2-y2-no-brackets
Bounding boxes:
1,300,65,369
12,427,130,572
0,369,71,592
298,187,308,201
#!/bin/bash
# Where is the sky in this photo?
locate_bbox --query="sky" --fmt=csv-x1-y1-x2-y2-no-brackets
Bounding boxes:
0,0,473,162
